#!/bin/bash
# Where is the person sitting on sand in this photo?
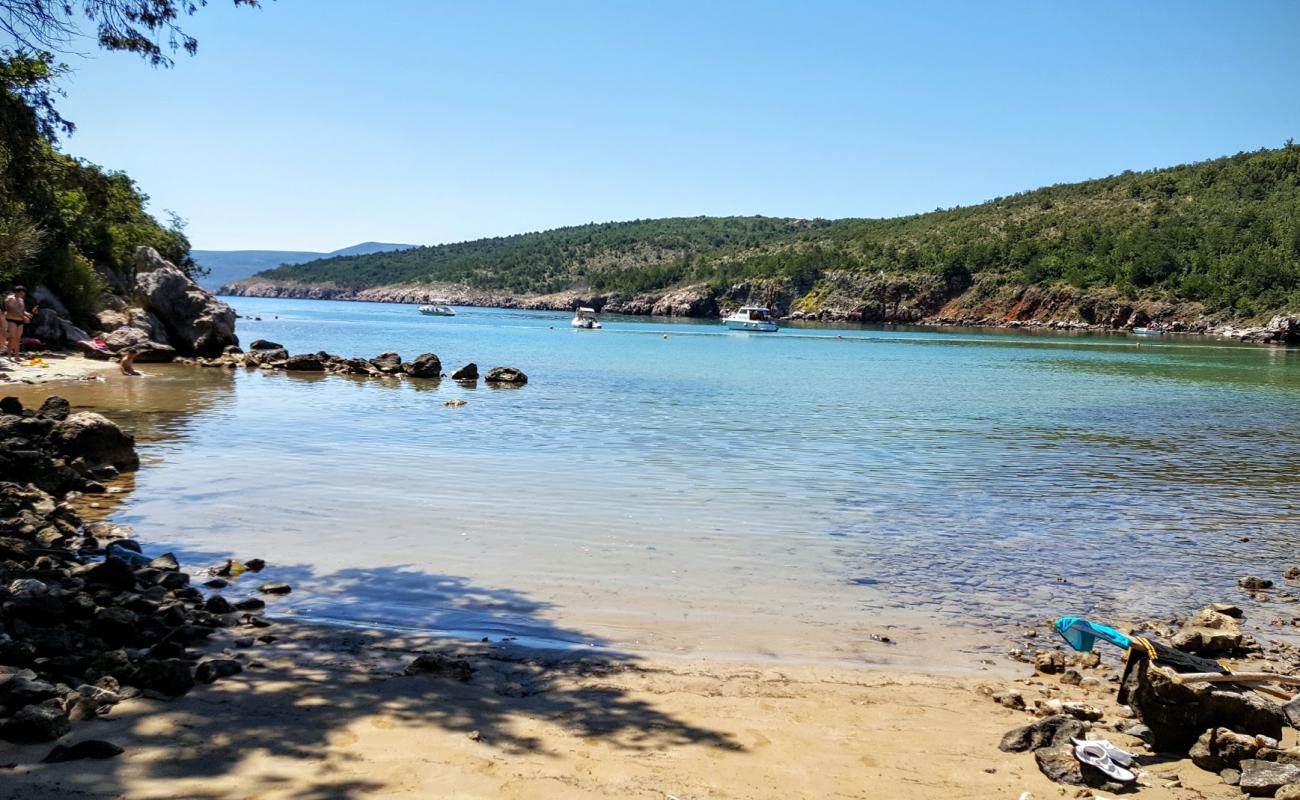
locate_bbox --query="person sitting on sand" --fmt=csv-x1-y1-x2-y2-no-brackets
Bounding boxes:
3,285,34,359
119,347,143,376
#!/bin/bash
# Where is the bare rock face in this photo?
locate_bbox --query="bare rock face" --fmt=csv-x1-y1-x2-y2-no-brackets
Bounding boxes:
134,247,238,356
101,326,176,362
51,412,140,471
650,285,718,317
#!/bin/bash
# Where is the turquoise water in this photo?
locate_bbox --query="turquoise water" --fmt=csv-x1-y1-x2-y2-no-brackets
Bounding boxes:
32,297,1300,665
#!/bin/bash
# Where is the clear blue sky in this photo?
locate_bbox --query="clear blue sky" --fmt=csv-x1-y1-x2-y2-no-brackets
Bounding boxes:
38,0,1300,251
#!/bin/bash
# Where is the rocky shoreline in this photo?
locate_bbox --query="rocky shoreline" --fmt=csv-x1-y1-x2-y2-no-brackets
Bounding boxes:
221,275,1300,345
0,396,270,751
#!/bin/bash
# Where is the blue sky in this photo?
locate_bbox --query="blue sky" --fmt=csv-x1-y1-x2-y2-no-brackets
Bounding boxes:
35,0,1300,251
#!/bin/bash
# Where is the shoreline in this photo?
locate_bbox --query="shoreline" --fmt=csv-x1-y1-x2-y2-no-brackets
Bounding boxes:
1,353,118,386
219,290,1300,347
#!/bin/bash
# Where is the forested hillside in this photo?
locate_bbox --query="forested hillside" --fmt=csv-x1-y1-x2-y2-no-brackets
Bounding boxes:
240,144,1300,321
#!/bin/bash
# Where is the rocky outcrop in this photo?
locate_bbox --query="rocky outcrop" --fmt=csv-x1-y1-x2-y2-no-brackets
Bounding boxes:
134,247,238,356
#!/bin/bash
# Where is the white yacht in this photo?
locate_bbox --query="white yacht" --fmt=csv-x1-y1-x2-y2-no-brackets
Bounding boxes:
723,306,778,332
571,307,602,329
418,302,456,316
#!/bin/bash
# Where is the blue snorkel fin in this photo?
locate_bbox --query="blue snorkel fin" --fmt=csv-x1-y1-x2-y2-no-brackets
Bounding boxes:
1053,616,1133,653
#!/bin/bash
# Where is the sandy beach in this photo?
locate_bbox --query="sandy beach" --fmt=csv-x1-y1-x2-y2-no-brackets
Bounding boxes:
0,353,117,386
0,617,1244,800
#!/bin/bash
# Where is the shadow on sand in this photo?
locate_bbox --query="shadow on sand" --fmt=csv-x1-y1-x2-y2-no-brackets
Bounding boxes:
6,559,742,799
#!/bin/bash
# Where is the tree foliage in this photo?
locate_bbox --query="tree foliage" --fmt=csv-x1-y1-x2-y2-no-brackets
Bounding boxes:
0,50,194,319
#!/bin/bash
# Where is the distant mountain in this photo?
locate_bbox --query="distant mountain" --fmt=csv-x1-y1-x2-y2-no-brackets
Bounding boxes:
192,242,416,291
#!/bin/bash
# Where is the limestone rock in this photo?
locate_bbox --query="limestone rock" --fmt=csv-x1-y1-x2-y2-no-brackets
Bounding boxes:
1190,727,1261,772
1241,759,1300,796
134,247,238,356
1172,606,1244,654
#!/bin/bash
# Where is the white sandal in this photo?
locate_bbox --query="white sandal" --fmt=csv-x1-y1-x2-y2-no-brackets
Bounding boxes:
1073,742,1136,783
1071,737,1134,767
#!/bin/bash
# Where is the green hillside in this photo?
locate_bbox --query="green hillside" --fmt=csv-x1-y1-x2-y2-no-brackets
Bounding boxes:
251,144,1300,318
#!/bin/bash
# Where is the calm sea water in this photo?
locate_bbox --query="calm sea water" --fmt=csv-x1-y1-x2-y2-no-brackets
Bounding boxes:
21,297,1300,666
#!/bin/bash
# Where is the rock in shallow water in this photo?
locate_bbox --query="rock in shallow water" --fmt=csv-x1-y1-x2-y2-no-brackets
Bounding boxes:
257,582,291,595
404,352,442,379
484,366,527,385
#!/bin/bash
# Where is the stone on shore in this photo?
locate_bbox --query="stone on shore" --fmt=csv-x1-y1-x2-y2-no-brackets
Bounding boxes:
484,366,528,385
1121,659,1285,752
134,247,238,356
195,658,243,684
51,412,140,471
404,653,474,682
1241,760,1300,796
1172,606,1245,654
0,704,71,742
42,739,124,763
1191,727,1262,772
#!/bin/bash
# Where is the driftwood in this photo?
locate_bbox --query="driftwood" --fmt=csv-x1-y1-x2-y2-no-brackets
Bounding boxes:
1171,672,1298,701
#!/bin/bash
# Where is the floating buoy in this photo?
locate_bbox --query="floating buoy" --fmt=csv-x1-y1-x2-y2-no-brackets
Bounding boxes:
662,334,668,340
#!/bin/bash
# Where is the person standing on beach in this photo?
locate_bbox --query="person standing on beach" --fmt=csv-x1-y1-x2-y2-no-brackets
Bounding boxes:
3,286,33,359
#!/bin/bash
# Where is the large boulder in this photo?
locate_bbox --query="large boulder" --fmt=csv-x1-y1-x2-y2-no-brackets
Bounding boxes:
283,352,327,371
0,704,70,742
451,363,478,381
134,247,238,356
1121,659,1286,753
404,353,442,379
1241,760,1300,796
51,412,140,471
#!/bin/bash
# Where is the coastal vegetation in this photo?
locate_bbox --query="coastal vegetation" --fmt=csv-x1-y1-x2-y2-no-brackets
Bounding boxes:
247,144,1300,320
0,0,262,322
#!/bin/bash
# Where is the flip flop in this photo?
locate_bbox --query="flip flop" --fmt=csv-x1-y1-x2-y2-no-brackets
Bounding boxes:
1073,742,1136,783
1071,737,1134,766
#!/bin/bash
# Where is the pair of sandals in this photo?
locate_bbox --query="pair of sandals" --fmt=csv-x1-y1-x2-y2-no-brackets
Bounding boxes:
1072,737,1136,783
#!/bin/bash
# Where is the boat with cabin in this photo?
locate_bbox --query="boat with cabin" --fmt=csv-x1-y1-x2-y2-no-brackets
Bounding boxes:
571,307,602,329
418,302,456,316
723,306,779,332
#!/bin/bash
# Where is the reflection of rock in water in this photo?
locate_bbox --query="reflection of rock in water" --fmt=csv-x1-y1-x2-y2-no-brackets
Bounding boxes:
5,364,236,446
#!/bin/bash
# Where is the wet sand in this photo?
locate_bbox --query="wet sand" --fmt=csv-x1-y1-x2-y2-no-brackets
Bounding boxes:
0,352,117,385
0,620,1240,800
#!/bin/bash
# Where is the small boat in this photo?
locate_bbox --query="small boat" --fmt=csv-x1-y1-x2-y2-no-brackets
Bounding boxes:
571,307,602,329
418,302,456,316
1132,327,1164,336
723,306,779,332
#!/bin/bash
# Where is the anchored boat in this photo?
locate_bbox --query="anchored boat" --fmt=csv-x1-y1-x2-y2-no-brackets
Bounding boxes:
1132,326,1163,336
723,306,778,332
571,307,602,329
418,302,456,316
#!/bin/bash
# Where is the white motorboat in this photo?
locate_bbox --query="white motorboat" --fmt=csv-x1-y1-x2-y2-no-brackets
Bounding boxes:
723,306,778,332
571,307,602,329
1132,326,1163,336
418,302,456,316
